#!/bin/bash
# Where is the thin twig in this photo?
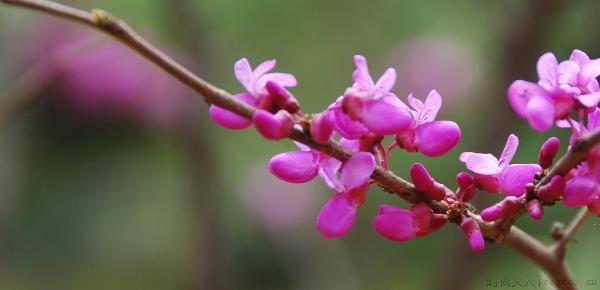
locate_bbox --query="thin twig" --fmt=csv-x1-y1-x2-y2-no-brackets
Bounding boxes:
552,208,591,260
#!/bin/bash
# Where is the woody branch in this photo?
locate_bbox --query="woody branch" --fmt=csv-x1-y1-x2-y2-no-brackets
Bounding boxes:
1,1,597,289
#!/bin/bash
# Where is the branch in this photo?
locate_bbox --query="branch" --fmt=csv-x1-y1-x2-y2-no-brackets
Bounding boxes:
3,1,599,289
552,207,591,260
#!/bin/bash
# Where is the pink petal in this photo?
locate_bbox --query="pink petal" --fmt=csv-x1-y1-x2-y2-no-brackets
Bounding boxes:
557,60,580,85
352,55,374,90
373,205,416,242
269,151,319,183
208,93,255,129
580,59,600,85
507,80,547,119
361,96,412,135
316,193,357,239
576,92,600,108
564,176,599,207
374,67,396,93
569,49,590,66
537,52,558,90
410,203,433,237
311,110,335,144
407,93,424,111
341,152,375,190
318,157,343,191
257,72,298,89
464,153,501,175
332,108,368,139
414,120,461,157
498,164,542,197
526,96,555,132
253,109,293,140
474,174,500,193
420,90,442,123
498,134,519,168
252,59,277,77
234,58,253,92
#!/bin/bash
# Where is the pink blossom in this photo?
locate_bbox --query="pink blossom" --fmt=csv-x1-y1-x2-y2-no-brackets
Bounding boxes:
316,152,376,239
395,90,461,157
334,55,412,137
460,134,542,196
508,50,600,132
563,175,599,207
373,205,417,242
209,58,297,138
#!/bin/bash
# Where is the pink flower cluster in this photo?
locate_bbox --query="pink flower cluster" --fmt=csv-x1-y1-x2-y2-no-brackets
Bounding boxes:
211,55,464,243
212,49,600,254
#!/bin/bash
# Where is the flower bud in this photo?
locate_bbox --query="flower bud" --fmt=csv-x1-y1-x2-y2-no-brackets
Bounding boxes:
537,175,565,202
253,109,293,140
409,163,445,201
456,172,477,202
373,205,417,242
480,196,520,222
538,137,560,169
527,199,543,221
266,81,300,113
460,217,484,253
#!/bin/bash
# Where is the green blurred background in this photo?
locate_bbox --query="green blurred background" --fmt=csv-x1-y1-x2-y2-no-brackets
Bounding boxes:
0,0,599,289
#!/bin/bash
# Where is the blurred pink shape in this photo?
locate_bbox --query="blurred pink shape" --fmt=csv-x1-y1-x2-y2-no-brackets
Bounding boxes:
23,20,188,126
241,162,320,231
385,37,481,111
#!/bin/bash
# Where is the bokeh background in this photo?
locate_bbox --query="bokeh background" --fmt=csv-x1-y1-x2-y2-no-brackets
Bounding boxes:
0,0,599,289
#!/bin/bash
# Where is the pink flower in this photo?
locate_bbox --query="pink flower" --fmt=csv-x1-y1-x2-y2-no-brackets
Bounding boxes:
209,58,297,139
564,175,599,207
373,205,417,242
395,90,461,157
508,50,600,132
409,163,446,201
334,55,412,137
460,134,542,196
316,152,376,239
373,203,444,242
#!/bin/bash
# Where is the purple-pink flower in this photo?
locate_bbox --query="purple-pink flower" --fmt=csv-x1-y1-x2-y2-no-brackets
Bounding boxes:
209,58,298,139
460,134,542,196
395,90,461,157
332,55,412,138
508,50,600,132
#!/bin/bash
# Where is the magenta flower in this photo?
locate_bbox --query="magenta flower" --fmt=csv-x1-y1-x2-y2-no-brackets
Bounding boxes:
333,55,412,137
373,202,443,242
373,205,417,242
564,175,599,208
395,90,461,157
508,50,600,132
269,139,374,239
460,134,542,196
315,152,376,239
209,58,297,139
480,196,519,222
